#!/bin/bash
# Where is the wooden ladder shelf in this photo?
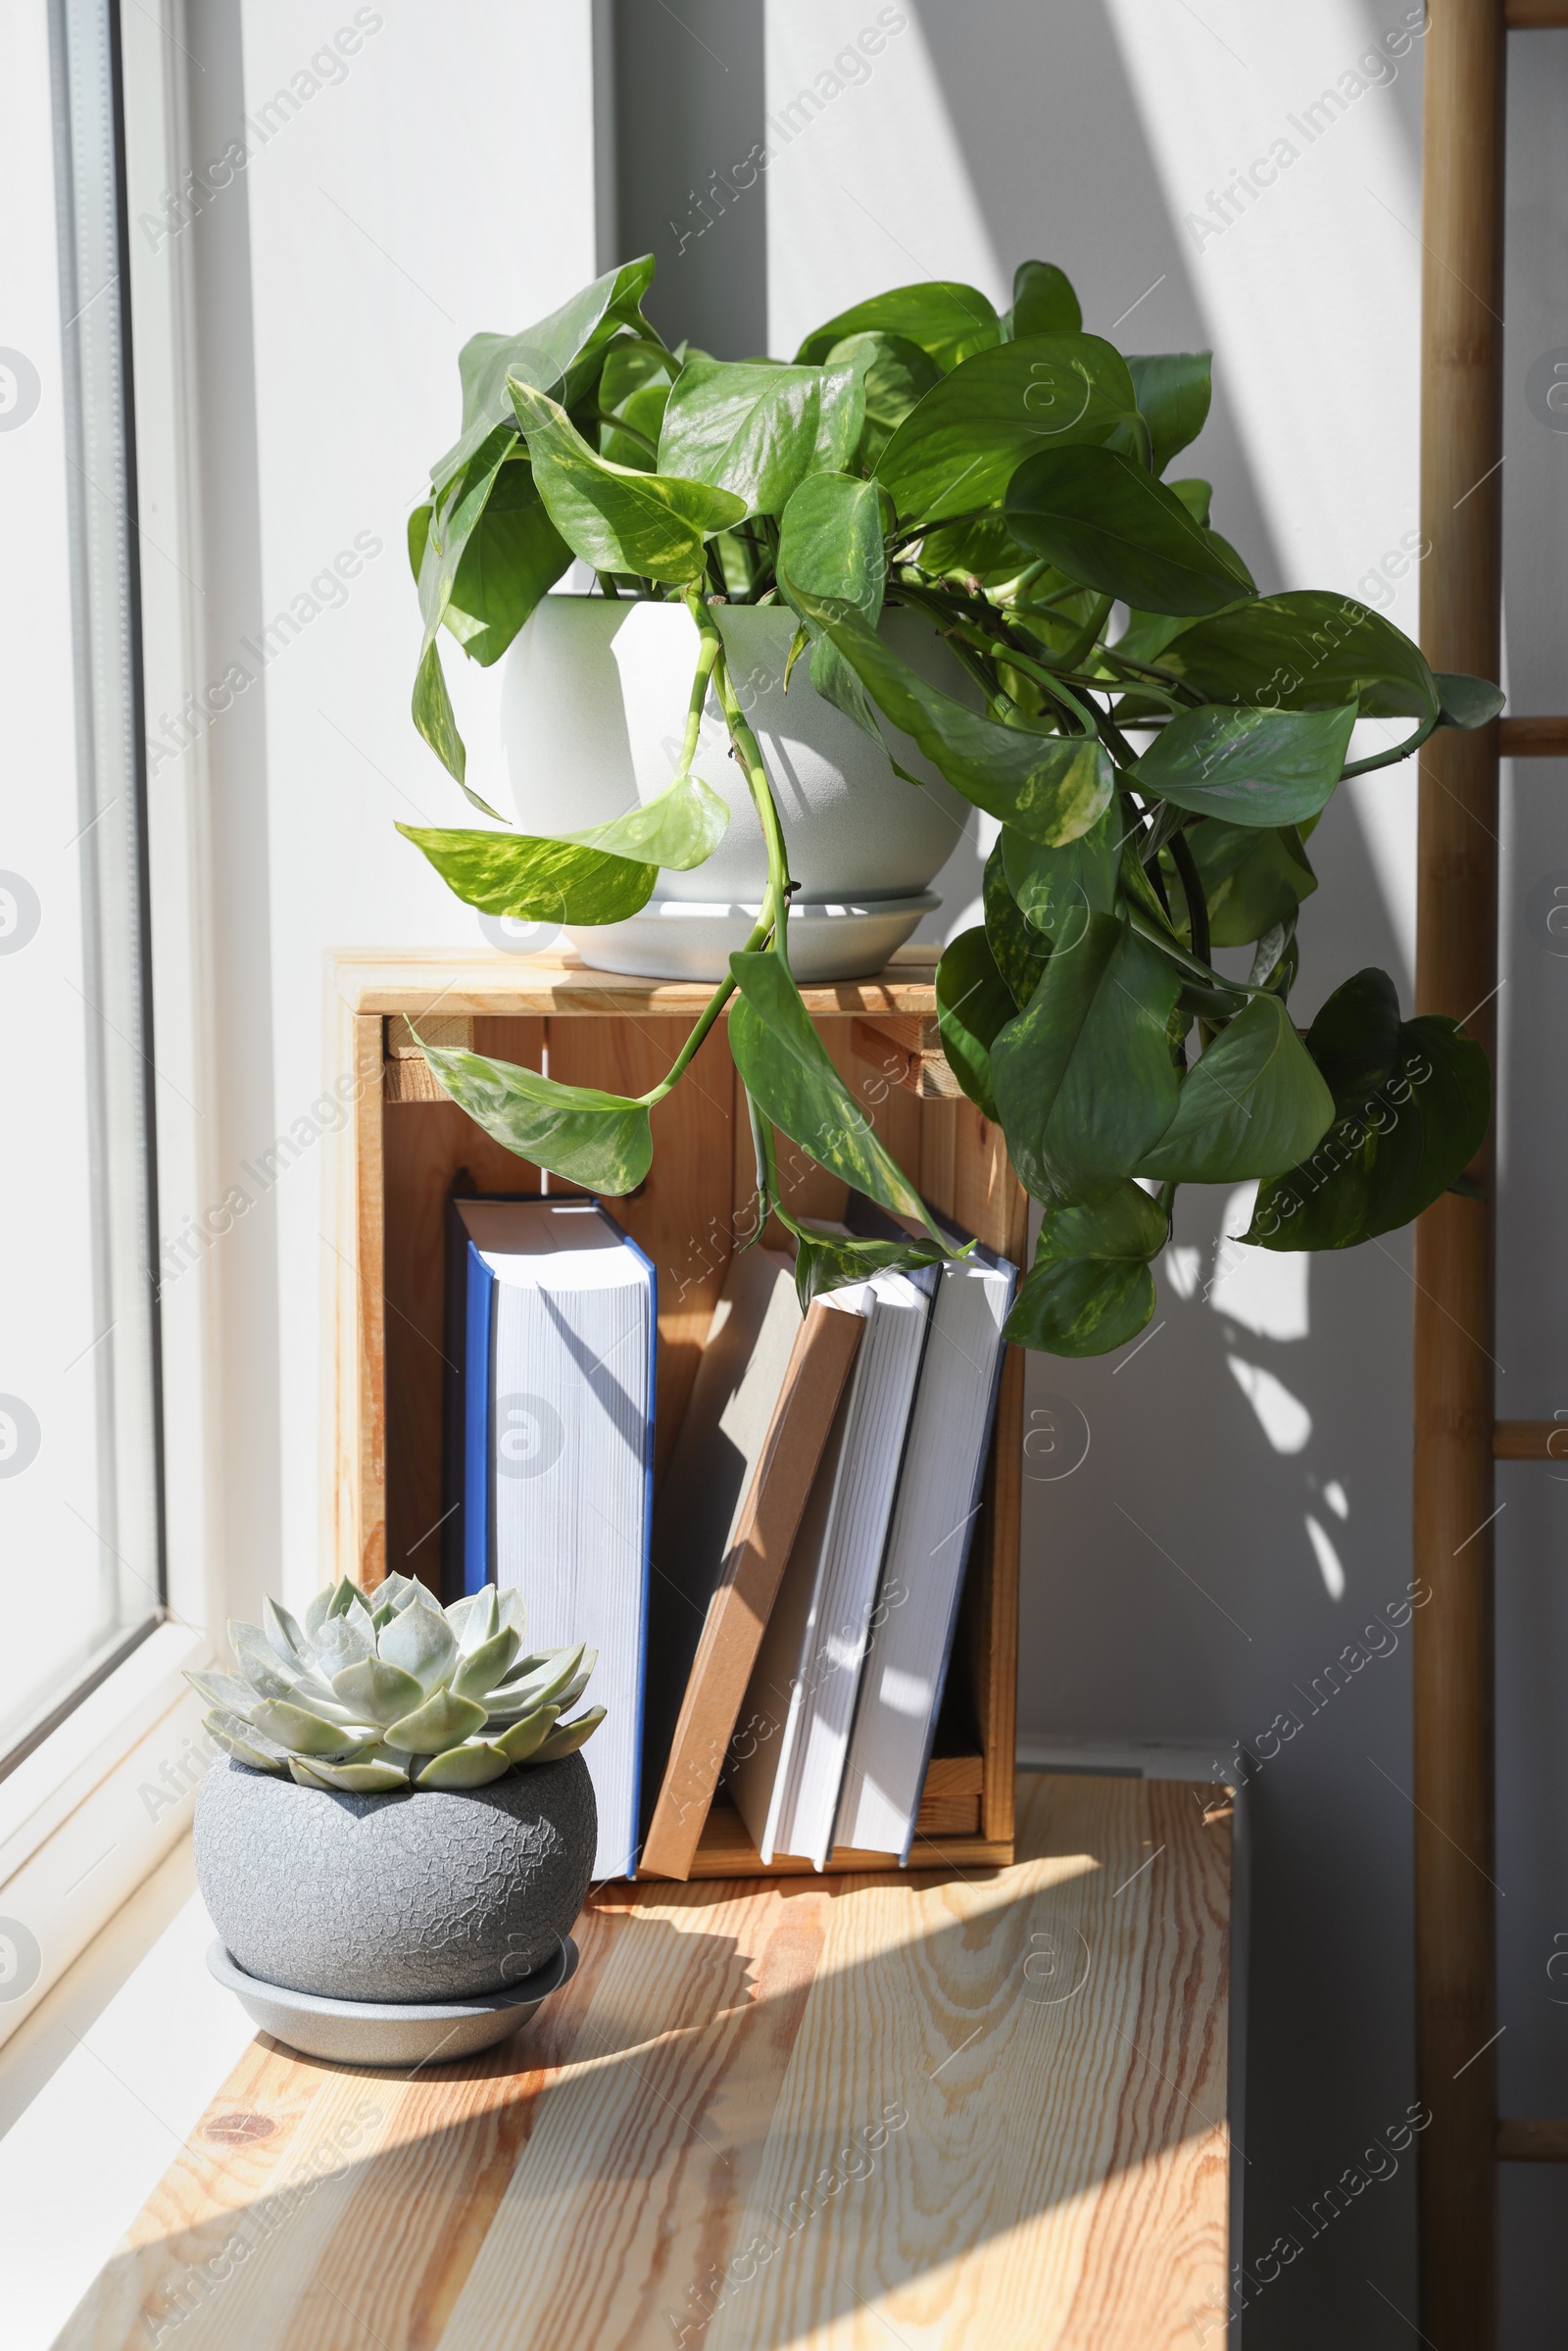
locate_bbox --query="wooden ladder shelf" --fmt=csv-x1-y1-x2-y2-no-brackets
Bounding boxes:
1417,0,1568,2329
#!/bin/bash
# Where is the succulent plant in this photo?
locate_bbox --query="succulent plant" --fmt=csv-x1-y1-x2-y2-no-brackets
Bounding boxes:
187,1573,604,1793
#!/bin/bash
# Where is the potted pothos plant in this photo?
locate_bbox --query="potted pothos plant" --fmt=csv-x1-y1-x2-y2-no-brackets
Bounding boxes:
400,253,1498,1359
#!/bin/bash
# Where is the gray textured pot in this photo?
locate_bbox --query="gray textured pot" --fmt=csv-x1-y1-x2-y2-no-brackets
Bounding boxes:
194,1752,596,2002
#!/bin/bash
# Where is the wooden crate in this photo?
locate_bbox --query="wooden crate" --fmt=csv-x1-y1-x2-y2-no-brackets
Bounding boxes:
325,948,1027,1880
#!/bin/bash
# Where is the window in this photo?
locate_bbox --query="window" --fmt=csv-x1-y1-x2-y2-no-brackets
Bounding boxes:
1,0,163,1766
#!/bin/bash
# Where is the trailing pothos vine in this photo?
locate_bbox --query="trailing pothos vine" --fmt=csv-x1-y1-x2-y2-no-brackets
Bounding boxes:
400,253,1498,1357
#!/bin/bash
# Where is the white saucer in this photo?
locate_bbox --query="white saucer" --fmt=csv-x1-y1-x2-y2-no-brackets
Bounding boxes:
207,1934,579,2067
564,893,940,982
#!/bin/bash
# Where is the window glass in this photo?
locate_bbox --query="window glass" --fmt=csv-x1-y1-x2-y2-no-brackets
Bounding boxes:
0,0,163,1764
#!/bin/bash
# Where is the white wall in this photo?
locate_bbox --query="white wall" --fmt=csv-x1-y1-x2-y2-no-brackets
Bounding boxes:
169,1,600,1632
760,9,1428,2334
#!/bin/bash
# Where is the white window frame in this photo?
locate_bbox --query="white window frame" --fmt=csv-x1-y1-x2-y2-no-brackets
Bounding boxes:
0,0,221,2055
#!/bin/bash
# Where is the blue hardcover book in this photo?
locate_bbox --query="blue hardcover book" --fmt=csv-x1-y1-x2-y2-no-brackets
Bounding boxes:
444,1195,656,1880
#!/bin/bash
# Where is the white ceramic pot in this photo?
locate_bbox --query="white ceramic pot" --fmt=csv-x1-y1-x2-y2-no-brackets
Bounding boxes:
499,596,975,979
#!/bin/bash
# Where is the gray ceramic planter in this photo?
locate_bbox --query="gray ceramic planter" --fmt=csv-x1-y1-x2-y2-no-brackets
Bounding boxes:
194,1752,597,2002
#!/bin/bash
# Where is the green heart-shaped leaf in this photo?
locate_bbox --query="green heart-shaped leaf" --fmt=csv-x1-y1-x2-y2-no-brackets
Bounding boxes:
727,952,940,1237
398,825,656,926
510,382,746,583
791,604,1112,848
1126,352,1212,474
1181,820,1317,949
1005,443,1254,615
1007,261,1082,338
825,331,942,468
658,357,864,515
1159,592,1440,722
1136,995,1335,1183
1434,671,1505,729
795,281,1001,371
934,927,1015,1121
416,1043,653,1194
430,459,572,668
1132,705,1357,827
790,1225,946,1314
432,256,657,491
558,769,730,872
1001,803,1121,942
1036,1179,1170,1267
1004,1254,1157,1357
777,472,887,626
1246,971,1490,1249
877,334,1138,524
991,908,1181,1204
983,839,1050,1009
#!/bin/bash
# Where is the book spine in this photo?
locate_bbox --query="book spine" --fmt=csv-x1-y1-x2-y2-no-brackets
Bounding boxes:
463,1243,495,1598
589,1202,658,1881
898,1274,1016,1867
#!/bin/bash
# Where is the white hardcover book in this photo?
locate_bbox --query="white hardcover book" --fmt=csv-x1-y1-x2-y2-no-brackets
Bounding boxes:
729,1266,936,1868
833,1251,1015,1861
458,1200,655,1881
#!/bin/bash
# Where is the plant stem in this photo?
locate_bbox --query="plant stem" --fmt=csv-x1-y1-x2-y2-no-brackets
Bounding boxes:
637,595,776,1111
885,504,996,558
1054,594,1114,673
709,606,796,971
1167,826,1210,965
638,970,743,1106
1338,712,1439,778
674,598,722,777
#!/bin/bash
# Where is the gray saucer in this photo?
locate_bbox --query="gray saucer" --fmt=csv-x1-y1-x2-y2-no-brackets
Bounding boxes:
207,1934,579,2067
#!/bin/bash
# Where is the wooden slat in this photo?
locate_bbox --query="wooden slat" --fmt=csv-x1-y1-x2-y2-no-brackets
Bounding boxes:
52,1774,1227,2351
1493,1419,1568,1459
852,1016,965,1101
1505,0,1568,25
332,946,942,1022
548,1013,737,1486
353,1014,387,1587
689,1800,1005,1879
1497,2119,1568,2160
1415,0,1506,2336
380,1028,547,1587
1498,715,1568,755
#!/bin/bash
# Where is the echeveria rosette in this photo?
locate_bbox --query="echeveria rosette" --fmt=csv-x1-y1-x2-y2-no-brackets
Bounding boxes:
397,252,1502,1360
188,1575,604,1792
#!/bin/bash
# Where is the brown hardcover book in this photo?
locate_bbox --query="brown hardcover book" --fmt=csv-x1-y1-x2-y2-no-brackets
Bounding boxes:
639,1297,864,1879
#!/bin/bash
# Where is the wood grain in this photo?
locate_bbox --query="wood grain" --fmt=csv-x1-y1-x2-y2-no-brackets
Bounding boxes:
689,1799,1008,1880
1498,713,1568,756
1416,0,1505,2335
1496,2118,1568,2160
1493,1419,1568,1459
55,1775,1227,2351
353,1013,388,1587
